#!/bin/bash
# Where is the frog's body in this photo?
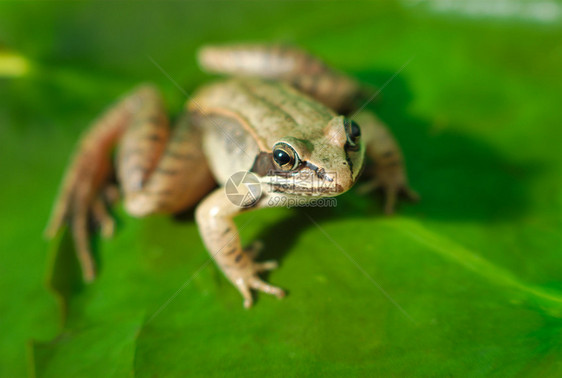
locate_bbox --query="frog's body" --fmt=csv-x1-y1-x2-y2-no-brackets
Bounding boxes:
46,44,417,308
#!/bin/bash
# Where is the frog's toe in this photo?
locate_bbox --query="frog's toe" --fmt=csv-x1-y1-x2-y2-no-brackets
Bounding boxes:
98,214,115,238
249,277,285,299
383,187,398,215
254,260,279,272
100,218,115,238
71,210,97,283
403,187,420,203
234,280,254,309
92,197,116,238
236,275,285,308
382,185,420,215
243,298,253,309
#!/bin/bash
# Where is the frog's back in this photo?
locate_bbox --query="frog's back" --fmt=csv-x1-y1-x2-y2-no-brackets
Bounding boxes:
191,78,336,150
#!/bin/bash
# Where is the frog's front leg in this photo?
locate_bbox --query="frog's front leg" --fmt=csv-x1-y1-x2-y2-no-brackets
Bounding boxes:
196,189,285,308
354,111,419,214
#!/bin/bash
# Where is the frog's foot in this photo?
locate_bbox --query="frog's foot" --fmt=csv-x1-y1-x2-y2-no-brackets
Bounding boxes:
44,189,101,282
358,171,419,215
46,191,115,282
227,258,285,309
381,183,419,215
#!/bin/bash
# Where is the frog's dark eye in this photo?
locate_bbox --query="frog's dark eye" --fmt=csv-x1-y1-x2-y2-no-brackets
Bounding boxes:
344,119,361,148
272,142,299,171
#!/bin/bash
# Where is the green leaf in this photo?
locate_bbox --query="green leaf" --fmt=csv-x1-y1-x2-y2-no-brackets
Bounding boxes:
1,1,561,376
31,314,144,378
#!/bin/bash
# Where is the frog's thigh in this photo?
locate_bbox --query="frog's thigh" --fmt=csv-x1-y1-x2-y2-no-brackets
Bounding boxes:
121,114,215,217
46,84,162,281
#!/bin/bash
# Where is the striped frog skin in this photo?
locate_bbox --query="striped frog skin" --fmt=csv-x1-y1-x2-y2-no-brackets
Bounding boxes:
46,44,417,308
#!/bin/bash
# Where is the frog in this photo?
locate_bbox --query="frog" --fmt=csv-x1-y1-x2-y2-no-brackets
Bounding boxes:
45,44,418,308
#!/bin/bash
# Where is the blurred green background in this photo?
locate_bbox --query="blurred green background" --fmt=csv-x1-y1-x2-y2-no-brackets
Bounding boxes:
1,1,561,376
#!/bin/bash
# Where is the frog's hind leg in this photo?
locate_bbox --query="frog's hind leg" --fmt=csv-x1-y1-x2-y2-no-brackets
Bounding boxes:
118,112,215,218
47,87,215,282
197,44,367,113
46,85,160,281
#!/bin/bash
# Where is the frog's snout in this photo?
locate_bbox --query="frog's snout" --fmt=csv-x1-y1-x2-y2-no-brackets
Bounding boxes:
333,163,357,194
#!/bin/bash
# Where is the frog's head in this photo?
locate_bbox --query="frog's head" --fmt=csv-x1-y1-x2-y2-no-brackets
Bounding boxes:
263,116,365,197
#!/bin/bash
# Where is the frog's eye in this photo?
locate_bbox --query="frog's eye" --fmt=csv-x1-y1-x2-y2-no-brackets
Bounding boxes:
272,142,299,171
344,119,361,148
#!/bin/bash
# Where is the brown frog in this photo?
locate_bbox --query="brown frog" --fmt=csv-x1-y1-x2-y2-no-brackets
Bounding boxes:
46,44,417,308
